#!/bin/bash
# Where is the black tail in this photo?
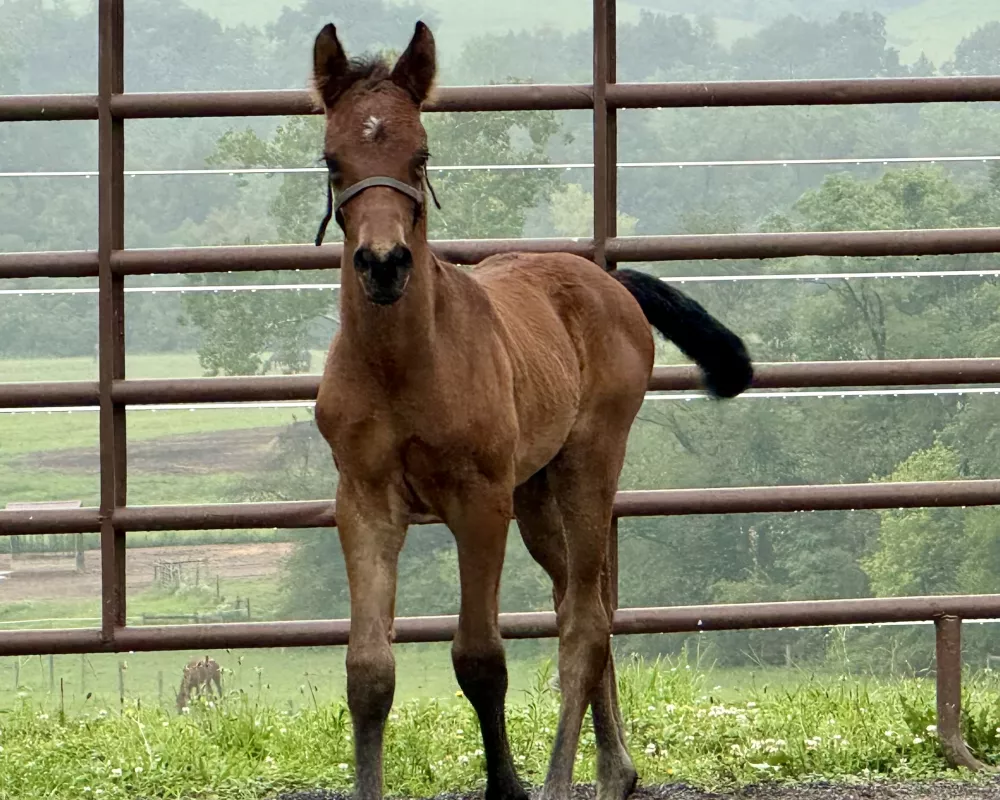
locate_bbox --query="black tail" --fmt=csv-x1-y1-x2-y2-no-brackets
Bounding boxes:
614,268,753,399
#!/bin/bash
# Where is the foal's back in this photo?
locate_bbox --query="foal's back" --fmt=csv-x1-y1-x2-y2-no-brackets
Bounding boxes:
472,252,656,398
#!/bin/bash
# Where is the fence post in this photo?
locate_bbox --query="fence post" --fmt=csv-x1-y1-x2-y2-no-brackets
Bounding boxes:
158,670,164,706
935,616,991,771
118,661,125,708
49,654,55,691
97,0,128,646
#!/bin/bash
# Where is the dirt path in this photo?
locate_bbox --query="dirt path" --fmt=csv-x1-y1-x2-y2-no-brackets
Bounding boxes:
276,781,1000,800
0,541,293,603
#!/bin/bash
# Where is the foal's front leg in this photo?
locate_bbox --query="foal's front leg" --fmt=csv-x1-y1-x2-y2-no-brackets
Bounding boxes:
446,484,528,800
337,480,408,800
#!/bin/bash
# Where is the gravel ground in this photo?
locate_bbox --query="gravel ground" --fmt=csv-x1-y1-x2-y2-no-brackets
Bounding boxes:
276,781,1000,800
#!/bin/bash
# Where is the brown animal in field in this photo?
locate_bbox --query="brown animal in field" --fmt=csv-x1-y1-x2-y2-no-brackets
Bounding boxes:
309,20,753,800
175,656,222,712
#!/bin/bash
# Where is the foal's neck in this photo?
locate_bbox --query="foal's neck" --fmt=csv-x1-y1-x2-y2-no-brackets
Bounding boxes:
339,239,443,382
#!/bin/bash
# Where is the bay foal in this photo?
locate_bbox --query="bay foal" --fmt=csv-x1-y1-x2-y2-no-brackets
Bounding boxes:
311,21,754,800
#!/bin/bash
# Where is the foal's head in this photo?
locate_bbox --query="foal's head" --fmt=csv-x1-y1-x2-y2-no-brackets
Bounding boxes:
312,21,437,306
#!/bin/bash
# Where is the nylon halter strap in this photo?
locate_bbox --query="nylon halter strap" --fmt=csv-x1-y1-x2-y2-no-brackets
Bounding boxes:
314,173,441,247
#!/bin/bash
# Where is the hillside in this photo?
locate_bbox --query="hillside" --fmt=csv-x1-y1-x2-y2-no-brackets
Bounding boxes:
888,0,1000,63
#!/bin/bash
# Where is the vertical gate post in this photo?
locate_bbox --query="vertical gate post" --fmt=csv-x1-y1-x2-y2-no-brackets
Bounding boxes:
935,616,991,771
594,0,619,610
98,0,128,641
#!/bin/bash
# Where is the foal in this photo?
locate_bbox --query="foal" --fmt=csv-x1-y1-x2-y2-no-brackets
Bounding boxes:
311,21,753,800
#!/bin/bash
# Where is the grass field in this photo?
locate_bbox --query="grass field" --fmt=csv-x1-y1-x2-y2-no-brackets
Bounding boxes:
2,654,999,800
889,0,1000,65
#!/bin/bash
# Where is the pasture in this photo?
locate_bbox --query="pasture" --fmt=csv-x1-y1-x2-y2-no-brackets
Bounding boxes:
3,653,1000,800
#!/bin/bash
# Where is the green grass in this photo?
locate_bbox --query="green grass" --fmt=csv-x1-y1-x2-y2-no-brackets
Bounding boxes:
1,655,998,800
889,0,1000,65
0,350,330,383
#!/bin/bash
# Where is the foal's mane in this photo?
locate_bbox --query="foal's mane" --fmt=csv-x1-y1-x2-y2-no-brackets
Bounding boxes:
310,54,394,109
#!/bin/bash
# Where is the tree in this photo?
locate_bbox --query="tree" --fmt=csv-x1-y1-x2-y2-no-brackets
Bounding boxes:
945,22,1000,76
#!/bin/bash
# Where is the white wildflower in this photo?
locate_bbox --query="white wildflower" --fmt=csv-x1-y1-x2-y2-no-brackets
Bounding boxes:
926,724,937,733
111,768,122,777
645,742,656,755
913,737,924,745
339,763,349,771
458,755,469,764
665,703,677,713
134,766,143,774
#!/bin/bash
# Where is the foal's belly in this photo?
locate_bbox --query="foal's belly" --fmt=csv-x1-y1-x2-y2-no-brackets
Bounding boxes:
511,401,578,487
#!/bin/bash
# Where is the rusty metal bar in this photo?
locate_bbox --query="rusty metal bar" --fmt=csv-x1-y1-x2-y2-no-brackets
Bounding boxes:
0,382,99,408
97,0,127,643
110,84,595,118
607,75,1000,108
9,225,1000,283
7,357,1000,410
110,238,594,275
9,226,1000,282
594,0,621,616
106,358,1000,406
5,478,1000,536
0,508,101,535
5,594,1000,657
0,251,98,280
7,75,1000,125
934,617,992,771
0,94,99,122
608,228,1000,262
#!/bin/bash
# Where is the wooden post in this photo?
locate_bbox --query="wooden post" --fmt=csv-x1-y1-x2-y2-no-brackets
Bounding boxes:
216,575,221,601
80,653,86,693
14,660,19,690
118,661,125,708
158,670,163,706
59,678,66,725
49,654,55,691
246,597,251,620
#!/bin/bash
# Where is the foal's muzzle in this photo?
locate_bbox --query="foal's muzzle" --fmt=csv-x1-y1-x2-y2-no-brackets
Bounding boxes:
354,244,413,306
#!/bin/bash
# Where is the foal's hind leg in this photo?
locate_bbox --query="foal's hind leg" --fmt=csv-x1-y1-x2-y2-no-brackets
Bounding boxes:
523,437,631,800
515,470,637,800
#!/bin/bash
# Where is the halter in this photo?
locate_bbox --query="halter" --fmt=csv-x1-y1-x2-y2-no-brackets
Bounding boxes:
314,171,442,247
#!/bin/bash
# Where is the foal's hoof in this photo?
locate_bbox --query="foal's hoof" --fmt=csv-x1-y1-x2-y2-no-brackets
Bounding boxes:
597,765,638,800
485,779,530,800
485,785,530,800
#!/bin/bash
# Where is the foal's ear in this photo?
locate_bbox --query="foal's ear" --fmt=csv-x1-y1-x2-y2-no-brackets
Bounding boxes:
313,23,351,108
391,21,437,105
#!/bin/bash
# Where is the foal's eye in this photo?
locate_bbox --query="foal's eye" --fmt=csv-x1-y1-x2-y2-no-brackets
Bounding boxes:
324,155,341,177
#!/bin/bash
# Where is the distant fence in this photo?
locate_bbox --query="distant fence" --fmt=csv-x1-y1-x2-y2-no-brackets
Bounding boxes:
3,0,1000,772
